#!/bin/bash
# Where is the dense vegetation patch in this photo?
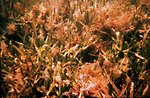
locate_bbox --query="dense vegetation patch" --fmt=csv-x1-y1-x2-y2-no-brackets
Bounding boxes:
1,0,150,97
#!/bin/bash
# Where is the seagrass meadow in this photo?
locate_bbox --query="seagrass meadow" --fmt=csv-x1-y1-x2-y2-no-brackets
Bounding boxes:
0,0,150,97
